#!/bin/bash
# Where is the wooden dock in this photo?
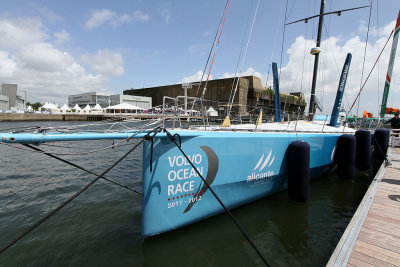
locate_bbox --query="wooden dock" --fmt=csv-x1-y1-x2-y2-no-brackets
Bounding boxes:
328,147,400,266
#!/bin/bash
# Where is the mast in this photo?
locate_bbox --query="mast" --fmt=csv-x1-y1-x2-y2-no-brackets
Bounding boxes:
380,10,400,118
286,3,368,120
272,62,282,122
308,0,325,120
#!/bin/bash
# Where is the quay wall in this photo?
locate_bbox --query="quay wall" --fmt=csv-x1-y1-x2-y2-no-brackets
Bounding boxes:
0,113,197,122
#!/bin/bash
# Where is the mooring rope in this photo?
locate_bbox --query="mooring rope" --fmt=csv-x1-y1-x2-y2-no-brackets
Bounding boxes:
164,129,270,266
0,129,160,255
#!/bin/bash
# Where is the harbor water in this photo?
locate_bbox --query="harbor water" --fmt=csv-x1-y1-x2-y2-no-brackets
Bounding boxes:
0,121,375,266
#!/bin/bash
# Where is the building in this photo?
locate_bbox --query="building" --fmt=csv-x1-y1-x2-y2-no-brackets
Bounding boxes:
0,83,26,111
110,94,152,109
123,76,306,118
68,92,111,108
68,92,152,109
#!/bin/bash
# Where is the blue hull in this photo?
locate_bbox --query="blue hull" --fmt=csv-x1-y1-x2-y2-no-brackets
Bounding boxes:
142,131,340,236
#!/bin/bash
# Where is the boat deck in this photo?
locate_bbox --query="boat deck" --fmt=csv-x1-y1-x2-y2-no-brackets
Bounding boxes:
328,147,400,266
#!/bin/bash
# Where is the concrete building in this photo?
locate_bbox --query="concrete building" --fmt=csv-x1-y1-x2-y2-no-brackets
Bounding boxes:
110,94,152,109
68,92,111,108
123,76,306,119
0,83,26,111
68,92,152,109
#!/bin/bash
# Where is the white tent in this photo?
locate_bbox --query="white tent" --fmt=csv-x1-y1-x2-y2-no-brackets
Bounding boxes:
83,104,92,113
26,105,33,111
91,103,104,114
206,107,218,117
40,102,59,113
92,103,103,111
39,102,50,110
49,103,59,109
106,103,143,113
59,104,71,113
73,104,82,113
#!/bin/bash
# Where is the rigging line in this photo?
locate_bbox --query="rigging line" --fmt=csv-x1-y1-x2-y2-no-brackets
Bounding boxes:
376,1,380,115
278,0,289,80
190,0,230,113
227,0,253,112
349,29,394,113
0,126,41,133
264,0,286,88
285,5,370,25
44,117,162,136
0,129,157,255
164,129,270,266
323,24,340,75
286,0,297,21
357,0,373,116
200,0,231,100
36,114,160,133
23,144,143,196
227,0,260,116
16,128,151,156
299,0,313,96
38,137,136,156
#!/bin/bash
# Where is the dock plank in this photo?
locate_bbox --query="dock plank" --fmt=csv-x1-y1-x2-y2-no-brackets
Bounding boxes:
358,234,400,255
327,147,400,266
349,251,397,267
352,243,400,266
356,240,400,261
347,257,374,267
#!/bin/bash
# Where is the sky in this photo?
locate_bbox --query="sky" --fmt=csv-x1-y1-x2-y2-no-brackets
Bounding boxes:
0,0,399,117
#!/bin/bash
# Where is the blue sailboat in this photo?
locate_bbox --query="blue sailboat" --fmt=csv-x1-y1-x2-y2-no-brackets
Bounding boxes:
0,1,379,238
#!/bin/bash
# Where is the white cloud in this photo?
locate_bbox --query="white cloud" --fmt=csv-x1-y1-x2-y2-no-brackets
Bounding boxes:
276,19,400,117
54,29,70,45
188,43,209,53
161,9,171,23
84,9,150,29
0,51,16,77
160,3,172,23
359,19,395,38
0,18,48,50
80,49,124,76
133,10,151,22
180,70,212,83
0,17,110,104
38,6,63,23
220,67,262,79
85,9,118,28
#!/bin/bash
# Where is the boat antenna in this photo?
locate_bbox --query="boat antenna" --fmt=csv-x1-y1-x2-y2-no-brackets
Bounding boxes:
285,2,369,121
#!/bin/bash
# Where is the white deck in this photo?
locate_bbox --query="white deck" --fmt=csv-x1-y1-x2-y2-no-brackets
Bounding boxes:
189,120,357,134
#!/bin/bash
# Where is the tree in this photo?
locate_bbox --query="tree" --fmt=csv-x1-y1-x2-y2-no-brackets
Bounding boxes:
26,102,42,111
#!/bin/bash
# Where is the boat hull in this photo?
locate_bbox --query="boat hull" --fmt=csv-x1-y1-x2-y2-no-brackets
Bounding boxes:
142,131,340,236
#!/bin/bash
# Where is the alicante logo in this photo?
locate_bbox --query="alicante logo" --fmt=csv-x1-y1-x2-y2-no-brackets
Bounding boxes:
247,150,275,182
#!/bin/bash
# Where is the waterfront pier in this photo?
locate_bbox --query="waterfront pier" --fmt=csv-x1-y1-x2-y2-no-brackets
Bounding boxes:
328,147,400,266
